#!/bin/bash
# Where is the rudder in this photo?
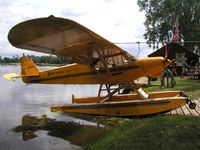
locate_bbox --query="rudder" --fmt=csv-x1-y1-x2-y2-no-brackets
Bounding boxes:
21,55,40,76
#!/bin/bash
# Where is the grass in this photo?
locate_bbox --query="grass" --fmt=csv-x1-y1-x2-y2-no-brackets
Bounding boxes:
86,115,200,150
85,77,200,150
145,77,200,100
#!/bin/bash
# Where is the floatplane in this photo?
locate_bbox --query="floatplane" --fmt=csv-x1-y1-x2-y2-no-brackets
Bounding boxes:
4,16,196,116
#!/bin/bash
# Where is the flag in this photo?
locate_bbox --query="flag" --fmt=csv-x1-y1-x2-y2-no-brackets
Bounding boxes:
173,17,179,41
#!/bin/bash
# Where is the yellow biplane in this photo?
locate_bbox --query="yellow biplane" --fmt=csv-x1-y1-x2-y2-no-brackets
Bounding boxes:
4,16,196,116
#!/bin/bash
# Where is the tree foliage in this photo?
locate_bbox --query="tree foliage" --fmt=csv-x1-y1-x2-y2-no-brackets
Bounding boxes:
0,55,71,64
27,55,71,64
137,0,200,50
1,56,21,63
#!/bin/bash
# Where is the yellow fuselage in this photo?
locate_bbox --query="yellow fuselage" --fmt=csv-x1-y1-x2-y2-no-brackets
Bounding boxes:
22,57,171,84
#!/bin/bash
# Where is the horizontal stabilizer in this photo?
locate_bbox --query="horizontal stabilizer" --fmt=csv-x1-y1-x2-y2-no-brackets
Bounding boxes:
3,73,22,81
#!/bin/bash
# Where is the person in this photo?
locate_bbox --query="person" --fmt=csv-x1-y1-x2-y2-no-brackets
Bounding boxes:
190,60,196,68
169,59,177,76
181,62,189,77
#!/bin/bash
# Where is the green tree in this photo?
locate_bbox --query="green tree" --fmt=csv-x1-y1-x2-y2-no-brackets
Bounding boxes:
27,55,71,64
137,0,200,50
3,57,11,63
0,55,71,64
12,55,20,63
0,56,2,63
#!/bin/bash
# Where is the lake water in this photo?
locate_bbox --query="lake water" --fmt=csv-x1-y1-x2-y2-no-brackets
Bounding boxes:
0,65,104,150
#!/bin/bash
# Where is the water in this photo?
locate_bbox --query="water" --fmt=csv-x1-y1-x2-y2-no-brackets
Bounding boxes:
0,65,103,150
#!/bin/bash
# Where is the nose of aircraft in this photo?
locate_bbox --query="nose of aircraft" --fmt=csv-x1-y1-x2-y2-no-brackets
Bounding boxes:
142,57,172,77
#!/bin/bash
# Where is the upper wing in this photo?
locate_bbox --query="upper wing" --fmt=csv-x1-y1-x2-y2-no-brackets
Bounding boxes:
8,16,134,65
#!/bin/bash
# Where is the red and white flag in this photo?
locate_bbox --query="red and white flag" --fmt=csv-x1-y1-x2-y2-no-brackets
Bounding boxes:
173,17,179,41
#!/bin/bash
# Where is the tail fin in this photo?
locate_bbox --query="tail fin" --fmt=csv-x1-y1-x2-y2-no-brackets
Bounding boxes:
21,55,40,76
3,55,39,82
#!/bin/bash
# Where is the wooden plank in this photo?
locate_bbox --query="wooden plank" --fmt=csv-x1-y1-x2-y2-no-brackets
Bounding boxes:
170,109,178,115
176,107,184,115
166,100,200,116
194,100,200,109
175,108,179,114
180,106,185,115
181,105,192,115
185,104,199,116
194,109,200,116
165,111,171,115
193,100,200,116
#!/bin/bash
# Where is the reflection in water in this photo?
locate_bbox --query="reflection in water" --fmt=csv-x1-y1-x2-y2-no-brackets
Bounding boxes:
23,130,37,141
12,115,108,146
0,66,101,150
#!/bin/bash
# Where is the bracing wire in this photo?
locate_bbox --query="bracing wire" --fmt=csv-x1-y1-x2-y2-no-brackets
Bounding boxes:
136,42,141,57
110,41,200,45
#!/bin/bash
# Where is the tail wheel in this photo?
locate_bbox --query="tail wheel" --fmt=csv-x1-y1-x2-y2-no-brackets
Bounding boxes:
189,102,196,109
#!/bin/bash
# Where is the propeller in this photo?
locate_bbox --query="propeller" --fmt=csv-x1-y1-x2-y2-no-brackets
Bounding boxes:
164,43,169,61
164,43,172,66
